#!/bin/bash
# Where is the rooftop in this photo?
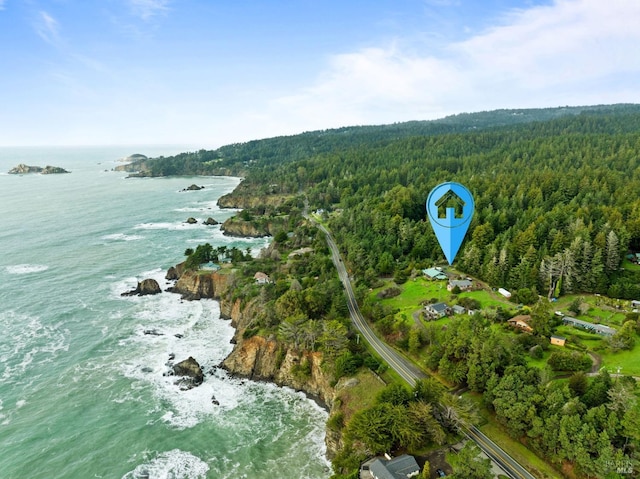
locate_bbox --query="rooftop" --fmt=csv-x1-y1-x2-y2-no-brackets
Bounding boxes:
562,316,616,336
422,268,448,280
428,302,449,313
369,455,420,479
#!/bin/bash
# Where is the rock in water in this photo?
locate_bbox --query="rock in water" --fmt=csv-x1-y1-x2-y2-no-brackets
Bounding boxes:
121,278,162,296
185,217,198,224
183,184,204,191
204,217,218,225
8,163,70,174
172,356,204,389
166,266,179,280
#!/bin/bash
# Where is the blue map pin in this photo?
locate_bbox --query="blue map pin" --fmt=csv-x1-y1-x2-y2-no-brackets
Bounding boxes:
426,182,475,265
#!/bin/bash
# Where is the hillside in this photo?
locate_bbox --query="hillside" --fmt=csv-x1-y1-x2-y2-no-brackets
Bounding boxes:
116,104,640,177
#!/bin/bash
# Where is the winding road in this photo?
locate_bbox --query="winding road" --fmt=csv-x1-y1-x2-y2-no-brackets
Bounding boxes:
314,220,538,479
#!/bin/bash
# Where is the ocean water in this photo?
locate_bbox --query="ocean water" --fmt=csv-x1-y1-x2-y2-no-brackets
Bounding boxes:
0,147,330,479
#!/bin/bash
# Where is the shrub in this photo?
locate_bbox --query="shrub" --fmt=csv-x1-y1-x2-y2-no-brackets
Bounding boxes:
548,351,592,371
529,344,544,359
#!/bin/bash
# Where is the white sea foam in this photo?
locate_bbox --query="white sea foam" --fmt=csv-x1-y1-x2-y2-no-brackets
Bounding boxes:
5,264,49,275
121,449,209,479
115,269,240,428
102,233,144,242
197,227,272,255
16,399,26,409
174,200,223,213
0,311,69,385
134,222,204,231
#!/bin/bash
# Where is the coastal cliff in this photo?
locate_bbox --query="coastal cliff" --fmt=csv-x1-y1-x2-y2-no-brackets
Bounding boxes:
220,216,286,238
167,264,342,457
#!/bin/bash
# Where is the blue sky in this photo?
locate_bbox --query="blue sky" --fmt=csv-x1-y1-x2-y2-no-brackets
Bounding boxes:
1,0,639,147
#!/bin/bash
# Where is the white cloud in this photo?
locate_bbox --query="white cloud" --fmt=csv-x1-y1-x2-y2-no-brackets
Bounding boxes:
261,0,640,133
0,0,6,11
35,10,60,45
127,0,170,20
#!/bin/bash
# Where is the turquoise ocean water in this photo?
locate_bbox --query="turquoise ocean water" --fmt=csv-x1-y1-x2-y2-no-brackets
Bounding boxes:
0,147,330,479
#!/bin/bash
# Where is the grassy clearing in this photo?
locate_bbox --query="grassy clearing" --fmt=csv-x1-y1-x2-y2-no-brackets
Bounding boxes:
598,347,640,376
551,294,629,329
335,369,387,422
524,349,552,369
458,289,513,309
369,278,452,324
371,276,516,323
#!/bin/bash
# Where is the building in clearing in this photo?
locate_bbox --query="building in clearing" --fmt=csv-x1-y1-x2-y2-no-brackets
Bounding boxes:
550,335,567,346
425,302,450,319
422,267,448,281
447,279,473,292
562,316,616,336
364,454,420,479
498,287,512,298
452,304,466,315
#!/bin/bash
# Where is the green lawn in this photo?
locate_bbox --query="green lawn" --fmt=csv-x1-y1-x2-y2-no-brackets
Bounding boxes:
524,349,552,369
369,277,451,324
458,289,512,309
370,276,515,322
598,347,640,376
553,325,605,349
550,324,640,376
623,259,640,272
551,294,627,327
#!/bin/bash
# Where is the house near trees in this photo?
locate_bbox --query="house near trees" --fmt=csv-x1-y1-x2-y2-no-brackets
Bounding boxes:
425,302,450,319
361,454,420,479
447,279,472,292
498,287,512,298
562,316,616,336
550,335,566,346
254,272,271,284
508,315,533,333
422,267,448,280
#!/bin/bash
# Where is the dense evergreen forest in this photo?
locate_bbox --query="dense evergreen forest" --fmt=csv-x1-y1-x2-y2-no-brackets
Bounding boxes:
219,105,640,300
134,104,640,299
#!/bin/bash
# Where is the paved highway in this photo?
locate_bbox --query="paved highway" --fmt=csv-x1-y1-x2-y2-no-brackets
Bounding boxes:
314,220,538,479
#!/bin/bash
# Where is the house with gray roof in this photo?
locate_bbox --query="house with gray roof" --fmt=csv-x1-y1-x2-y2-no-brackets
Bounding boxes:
425,302,450,319
368,455,420,479
447,279,473,292
562,316,616,336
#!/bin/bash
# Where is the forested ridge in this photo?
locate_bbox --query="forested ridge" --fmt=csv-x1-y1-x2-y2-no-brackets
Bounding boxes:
226,107,640,301
122,103,639,177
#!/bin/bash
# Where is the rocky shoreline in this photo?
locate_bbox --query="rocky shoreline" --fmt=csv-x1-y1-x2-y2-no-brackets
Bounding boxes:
125,178,342,458
164,266,342,458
